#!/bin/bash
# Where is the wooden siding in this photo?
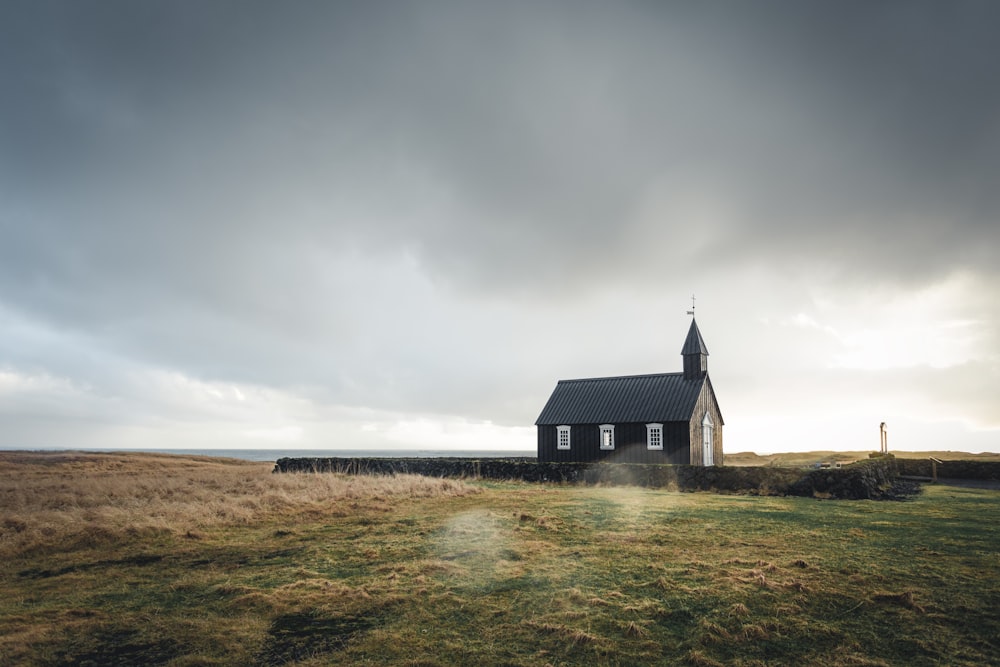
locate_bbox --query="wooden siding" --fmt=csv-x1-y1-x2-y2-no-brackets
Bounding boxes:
687,377,724,466
538,422,690,464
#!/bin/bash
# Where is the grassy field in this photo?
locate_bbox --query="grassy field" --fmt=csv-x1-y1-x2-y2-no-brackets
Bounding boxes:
1,452,998,666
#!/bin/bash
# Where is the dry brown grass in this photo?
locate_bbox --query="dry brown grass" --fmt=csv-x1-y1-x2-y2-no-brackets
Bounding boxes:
524,620,604,648
0,451,480,558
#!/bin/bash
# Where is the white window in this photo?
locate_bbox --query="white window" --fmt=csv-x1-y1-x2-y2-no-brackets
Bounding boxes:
646,423,663,450
557,425,571,450
702,412,714,466
600,424,615,450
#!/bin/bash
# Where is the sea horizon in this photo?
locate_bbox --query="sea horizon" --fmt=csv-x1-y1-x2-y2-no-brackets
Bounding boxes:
0,446,538,462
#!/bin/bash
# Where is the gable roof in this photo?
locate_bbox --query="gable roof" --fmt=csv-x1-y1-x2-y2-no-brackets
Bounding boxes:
681,318,709,356
535,373,705,425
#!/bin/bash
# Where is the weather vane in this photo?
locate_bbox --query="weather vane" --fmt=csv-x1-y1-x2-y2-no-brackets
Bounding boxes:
687,294,696,316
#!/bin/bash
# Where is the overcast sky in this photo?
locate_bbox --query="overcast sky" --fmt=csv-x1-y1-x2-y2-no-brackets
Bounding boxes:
2,1,998,454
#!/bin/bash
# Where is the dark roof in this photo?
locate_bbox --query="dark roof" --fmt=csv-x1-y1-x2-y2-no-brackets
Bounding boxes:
535,373,705,425
681,318,709,356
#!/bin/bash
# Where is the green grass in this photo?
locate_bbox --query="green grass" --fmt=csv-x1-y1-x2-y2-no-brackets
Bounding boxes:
1,454,999,665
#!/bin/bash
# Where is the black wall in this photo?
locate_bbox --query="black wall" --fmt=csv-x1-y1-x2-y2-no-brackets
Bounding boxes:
537,421,690,464
896,458,1000,480
274,457,904,500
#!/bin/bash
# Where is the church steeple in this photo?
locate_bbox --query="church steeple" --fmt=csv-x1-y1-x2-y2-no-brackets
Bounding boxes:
681,318,709,380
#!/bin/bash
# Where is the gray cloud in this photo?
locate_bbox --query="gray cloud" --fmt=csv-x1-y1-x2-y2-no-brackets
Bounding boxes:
1,2,998,449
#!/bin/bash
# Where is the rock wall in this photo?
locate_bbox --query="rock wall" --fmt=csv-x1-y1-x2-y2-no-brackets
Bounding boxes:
896,458,1000,480
791,458,899,499
273,457,901,499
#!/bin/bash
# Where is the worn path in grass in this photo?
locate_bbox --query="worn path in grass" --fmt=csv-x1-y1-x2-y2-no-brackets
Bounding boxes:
1,453,998,666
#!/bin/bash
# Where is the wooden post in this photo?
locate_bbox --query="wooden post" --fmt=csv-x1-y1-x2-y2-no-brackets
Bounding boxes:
929,457,943,482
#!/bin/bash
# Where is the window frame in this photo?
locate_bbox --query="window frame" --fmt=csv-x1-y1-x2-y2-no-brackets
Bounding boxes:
556,425,571,450
646,423,663,450
599,424,615,450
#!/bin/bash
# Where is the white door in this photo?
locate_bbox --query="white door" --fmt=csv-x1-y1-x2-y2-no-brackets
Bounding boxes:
702,413,714,466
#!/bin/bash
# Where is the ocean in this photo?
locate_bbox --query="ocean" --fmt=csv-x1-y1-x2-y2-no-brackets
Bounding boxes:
1,447,537,462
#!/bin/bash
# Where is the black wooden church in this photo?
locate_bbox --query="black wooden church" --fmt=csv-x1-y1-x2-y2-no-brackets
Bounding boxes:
535,318,723,465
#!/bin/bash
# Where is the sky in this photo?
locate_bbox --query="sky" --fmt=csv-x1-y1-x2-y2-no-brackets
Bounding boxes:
1,1,998,455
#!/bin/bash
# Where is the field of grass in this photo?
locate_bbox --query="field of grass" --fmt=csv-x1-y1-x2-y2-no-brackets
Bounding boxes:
2,452,999,666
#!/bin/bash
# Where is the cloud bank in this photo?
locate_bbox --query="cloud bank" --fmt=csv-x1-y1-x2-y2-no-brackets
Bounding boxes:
2,2,998,452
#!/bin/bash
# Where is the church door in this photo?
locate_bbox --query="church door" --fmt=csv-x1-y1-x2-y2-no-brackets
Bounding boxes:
702,413,714,466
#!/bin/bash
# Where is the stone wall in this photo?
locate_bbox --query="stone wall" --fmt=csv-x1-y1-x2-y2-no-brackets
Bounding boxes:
791,458,899,499
896,458,1000,480
273,457,901,499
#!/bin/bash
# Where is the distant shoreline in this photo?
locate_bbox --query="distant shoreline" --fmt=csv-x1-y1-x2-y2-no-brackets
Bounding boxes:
2,447,998,464
0,447,538,462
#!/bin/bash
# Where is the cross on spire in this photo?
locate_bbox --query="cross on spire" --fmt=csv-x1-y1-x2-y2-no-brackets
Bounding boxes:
687,294,696,316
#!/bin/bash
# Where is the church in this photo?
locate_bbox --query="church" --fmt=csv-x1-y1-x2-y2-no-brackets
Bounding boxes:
535,317,723,465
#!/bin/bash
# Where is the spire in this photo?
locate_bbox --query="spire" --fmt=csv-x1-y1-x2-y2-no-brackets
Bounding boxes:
681,318,709,356
681,318,709,380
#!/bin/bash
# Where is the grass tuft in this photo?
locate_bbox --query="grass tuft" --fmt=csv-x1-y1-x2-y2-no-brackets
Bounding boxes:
686,649,726,667
872,590,925,613
623,620,650,638
527,621,602,647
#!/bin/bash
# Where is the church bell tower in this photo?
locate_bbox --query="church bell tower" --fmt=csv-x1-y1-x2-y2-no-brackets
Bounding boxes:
681,317,709,381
